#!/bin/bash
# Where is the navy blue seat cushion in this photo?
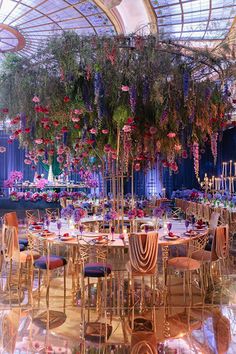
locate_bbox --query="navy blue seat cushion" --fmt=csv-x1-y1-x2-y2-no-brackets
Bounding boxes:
20,244,26,252
19,239,28,247
34,255,67,270
84,263,112,278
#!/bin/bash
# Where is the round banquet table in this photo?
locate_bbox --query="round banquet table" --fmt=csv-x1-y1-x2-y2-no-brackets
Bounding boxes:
28,218,208,248
28,219,208,305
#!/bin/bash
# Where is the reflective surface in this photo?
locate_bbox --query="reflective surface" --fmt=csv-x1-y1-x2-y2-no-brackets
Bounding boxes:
1,230,236,353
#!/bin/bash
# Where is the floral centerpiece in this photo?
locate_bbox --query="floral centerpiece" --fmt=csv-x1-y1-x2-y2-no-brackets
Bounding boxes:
73,207,86,229
4,170,23,188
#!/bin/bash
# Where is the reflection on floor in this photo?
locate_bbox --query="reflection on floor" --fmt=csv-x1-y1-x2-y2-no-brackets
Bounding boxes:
1,226,236,353
1,268,236,353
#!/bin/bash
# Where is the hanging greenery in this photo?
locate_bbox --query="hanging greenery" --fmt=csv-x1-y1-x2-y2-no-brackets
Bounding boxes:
0,32,234,174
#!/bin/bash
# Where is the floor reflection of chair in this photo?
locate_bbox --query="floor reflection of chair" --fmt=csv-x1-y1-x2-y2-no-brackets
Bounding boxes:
127,232,159,329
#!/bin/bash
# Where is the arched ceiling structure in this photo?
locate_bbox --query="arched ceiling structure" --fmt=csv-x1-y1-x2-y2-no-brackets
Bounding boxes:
0,0,235,59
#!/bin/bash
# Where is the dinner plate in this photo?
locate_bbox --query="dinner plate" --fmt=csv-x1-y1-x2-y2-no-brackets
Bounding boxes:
60,236,74,241
184,232,197,236
164,235,179,240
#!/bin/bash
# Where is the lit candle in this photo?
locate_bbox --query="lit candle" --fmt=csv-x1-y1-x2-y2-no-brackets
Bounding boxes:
234,163,236,176
230,160,232,177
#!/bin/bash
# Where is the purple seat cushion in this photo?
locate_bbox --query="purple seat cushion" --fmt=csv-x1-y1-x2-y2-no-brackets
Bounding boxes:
34,256,67,270
19,239,28,247
20,244,26,252
84,263,112,278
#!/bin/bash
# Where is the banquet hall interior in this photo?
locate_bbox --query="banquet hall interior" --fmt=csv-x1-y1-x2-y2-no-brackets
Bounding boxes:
0,0,236,353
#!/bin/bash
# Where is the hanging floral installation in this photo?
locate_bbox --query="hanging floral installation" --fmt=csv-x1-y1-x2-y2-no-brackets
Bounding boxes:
0,32,234,178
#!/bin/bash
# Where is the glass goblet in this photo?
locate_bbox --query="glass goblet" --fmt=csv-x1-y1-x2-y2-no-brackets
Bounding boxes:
79,224,84,240
167,222,172,232
185,219,190,232
57,220,62,237
111,226,115,241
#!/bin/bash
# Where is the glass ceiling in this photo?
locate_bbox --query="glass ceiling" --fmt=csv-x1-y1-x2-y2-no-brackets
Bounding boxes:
0,0,116,58
151,0,236,45
0,0,235,59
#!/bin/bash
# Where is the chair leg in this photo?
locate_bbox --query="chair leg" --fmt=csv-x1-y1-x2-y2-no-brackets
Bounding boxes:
38,269,41,307
63,265,66,313
183,271,186,305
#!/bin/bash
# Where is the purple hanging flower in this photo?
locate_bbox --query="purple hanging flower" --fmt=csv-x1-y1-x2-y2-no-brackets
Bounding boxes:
61,205,74,219
183,71,189,98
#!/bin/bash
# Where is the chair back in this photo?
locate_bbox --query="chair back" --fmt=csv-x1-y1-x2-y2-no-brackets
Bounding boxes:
45,208,60,220
60,197,67,208
140,224,155,232
25,209,40,224
129,232,159,275
3,212,18,229
1,224,20,262
209,212,220,230
212,225,229,261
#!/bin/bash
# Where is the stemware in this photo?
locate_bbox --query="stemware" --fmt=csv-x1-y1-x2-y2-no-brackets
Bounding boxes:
79,224,84,240
57,219,62,237
167,222,172,232
111,226,115,241
45,217,50,229
185,219,190,232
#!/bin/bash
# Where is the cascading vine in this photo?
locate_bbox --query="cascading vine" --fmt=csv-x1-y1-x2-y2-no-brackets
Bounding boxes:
192,142,199,178
210,132,218,165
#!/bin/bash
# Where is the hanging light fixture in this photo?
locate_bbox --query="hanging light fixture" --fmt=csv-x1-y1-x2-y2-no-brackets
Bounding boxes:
103,0,123,9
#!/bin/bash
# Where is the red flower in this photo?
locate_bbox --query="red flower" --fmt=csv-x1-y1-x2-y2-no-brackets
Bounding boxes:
48,149,54,156
63,96,70,103
74,123,80,129
86,139,94,145
61,126,68,133
53,120,59,127
2,108,9,113
126,117,134,124
44,125,50,130
24,128,31,133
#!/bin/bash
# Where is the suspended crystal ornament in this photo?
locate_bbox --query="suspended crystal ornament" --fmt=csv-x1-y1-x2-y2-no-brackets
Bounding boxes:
48,165,54,183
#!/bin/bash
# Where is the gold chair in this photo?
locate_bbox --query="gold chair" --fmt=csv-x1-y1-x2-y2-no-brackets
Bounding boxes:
25,209,41,225
1,224,40,302
167,233,208,305
3,212,28,249
78,240,112,342
33,239,67,311
191,225,229,289
127,232,159,329
45,208,60,221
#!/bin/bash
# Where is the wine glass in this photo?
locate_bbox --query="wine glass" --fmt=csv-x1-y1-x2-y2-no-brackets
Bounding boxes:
111,226,115,241
191,215,195,228
185,219,190,232
45,217,50,230
79,224,84,240
167,222,172,233
57,219,62,237
144,225,149,233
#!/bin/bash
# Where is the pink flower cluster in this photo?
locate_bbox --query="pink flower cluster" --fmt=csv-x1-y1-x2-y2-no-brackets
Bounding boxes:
4,171,23,188
127,208,144,220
